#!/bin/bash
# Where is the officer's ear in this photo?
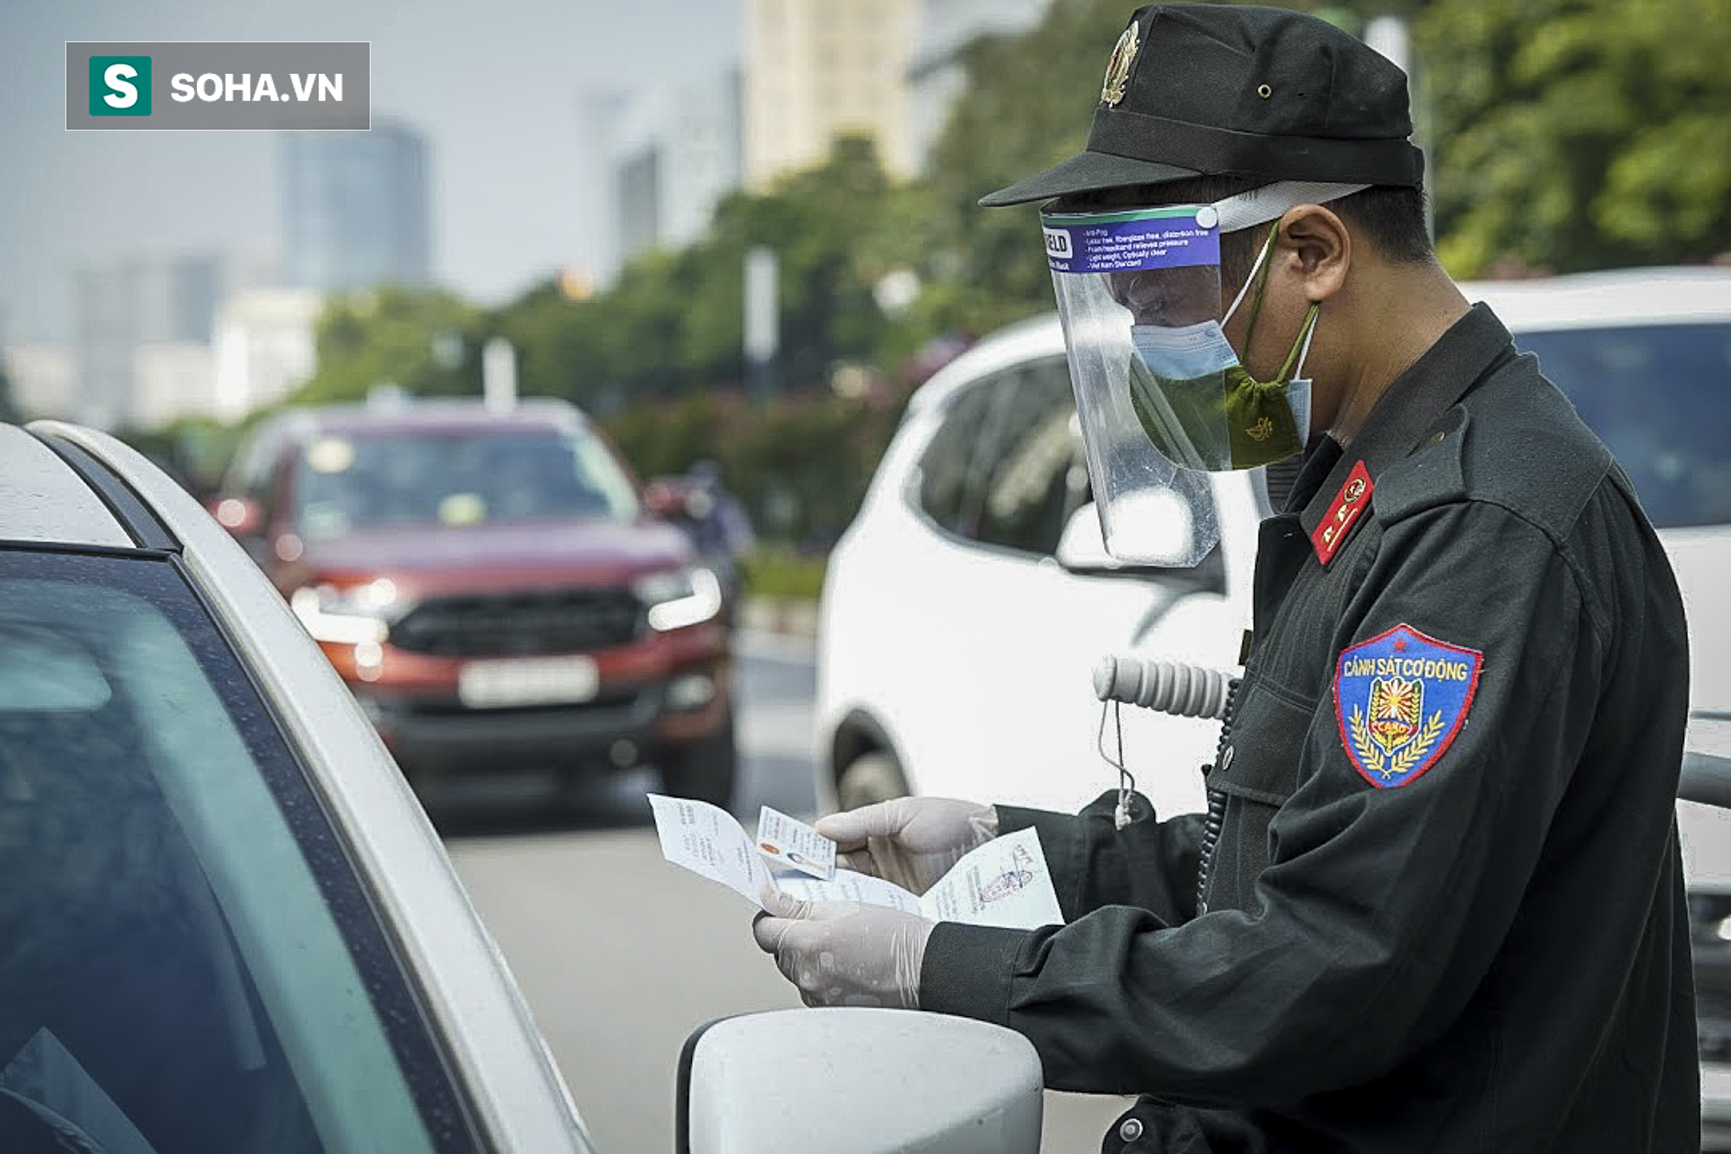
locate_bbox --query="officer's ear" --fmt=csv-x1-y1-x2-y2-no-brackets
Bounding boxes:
1278,205,1349,304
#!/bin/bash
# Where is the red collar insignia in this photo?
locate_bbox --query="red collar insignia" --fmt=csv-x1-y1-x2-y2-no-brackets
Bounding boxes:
1311,460,1373,565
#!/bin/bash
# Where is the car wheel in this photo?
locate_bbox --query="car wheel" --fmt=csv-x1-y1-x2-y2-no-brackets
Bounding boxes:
660,711,738,810
835,750,908,812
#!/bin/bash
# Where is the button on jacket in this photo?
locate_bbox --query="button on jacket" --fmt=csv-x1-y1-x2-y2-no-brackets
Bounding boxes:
920,305,1699,1151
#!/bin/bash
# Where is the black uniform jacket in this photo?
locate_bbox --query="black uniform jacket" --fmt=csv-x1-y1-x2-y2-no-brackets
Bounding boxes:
921,305,1700,1151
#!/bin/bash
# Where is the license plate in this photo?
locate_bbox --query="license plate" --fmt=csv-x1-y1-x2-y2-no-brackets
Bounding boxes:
458,656,600,709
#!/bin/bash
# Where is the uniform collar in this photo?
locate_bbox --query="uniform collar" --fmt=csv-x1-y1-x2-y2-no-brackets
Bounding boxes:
1297,303,1514,560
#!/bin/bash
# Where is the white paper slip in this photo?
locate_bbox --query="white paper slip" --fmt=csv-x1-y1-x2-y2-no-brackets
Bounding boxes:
917,826,1064,930
772,868,922,915
647,794,776,907
755,805,837,880
647,794,1065,929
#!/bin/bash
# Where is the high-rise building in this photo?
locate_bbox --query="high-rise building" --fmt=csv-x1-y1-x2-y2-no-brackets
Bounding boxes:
131,342,216,430
576,88,632,287
281,121,432,295
72,253,224,429
3,344,76,420
212,289,322,423
606,69,746,272
744,0,923,189
661,67,745,252
907,0,1050,173
616,146,663,263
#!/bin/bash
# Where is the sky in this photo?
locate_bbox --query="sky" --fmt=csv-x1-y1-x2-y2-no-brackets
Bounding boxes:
0,0,743,343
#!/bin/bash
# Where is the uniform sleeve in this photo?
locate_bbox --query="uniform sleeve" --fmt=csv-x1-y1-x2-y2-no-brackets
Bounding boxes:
923,500,1605,1103
997,793,1203,926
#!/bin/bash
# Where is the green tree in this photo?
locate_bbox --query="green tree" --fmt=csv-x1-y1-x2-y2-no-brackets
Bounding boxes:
916,0,1727,293
1413,0,1730,275
495,279,614,406
498,134,912,408
295,285,494,406
915,0,1139,337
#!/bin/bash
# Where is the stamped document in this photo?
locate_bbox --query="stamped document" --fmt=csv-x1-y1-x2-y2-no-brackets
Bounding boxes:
647,795,1063,929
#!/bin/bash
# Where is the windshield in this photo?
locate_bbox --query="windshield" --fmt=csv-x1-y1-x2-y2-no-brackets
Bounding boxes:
0,550,473,1153
1518,322,1731,530
293,426,640,539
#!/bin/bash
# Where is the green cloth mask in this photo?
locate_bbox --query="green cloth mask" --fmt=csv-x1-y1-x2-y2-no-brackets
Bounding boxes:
1127,223,1318,471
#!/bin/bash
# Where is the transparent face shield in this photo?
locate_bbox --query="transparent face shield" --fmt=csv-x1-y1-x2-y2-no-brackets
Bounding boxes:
1040,181,1366,566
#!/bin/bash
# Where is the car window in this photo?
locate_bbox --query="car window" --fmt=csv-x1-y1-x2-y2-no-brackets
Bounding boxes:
915,379,1000,534
916,353,1219,567
0,549,478,1153
292,426,640,539
1518,321,1731,529
970,357,1091,555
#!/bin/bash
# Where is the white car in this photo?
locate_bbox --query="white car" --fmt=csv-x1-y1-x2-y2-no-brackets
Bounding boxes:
816,311,1264,820
0,419,1045,1153
815,265,1731,1144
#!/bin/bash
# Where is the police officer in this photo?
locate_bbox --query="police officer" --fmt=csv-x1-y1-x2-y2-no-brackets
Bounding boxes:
753,5,1699,1149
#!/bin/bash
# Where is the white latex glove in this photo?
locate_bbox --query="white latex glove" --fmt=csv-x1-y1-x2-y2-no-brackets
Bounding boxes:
814,797,998,896
753,889,936,1009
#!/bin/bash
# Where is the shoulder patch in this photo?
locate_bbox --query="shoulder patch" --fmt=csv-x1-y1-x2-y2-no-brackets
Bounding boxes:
1332,623,1483,788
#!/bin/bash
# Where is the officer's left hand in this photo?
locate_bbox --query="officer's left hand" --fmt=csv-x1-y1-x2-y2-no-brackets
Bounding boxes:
752,889,935,1009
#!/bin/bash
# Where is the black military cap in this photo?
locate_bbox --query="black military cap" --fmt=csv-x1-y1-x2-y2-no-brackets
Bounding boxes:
980,3,1423,206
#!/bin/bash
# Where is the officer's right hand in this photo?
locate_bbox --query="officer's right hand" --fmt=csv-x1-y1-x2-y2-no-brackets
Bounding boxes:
815,797,998,895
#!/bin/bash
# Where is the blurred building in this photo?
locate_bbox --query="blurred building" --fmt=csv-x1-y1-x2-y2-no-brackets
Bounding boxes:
662,67,746,250
212,289,321,423
744,0,923,188
3,344,76,420
616,145,663,264
575,88,632,288
606,70,745,274
281,120,432,295
132,342,217,429
907,0,1051,172
72,253,224,429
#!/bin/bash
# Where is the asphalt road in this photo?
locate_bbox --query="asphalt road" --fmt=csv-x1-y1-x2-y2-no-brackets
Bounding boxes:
444,632,1131,1153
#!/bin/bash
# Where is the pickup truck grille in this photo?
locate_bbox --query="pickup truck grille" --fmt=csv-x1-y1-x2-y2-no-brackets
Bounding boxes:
390,588,644,656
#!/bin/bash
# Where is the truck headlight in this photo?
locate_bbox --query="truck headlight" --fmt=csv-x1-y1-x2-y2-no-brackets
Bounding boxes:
290,579,395,645
635,566,723,632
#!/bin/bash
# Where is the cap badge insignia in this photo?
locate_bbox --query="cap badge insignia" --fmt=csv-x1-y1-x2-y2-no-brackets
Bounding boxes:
1101,23,1140,107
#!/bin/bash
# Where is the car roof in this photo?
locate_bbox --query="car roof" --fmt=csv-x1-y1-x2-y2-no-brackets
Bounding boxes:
908,265,1731,414
906,313,1066,416
1458,266,1731,332
267,397,590,441
0,424,134,548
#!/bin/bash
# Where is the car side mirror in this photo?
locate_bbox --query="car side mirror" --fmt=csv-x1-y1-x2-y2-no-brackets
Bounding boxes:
677,1008,1043,1154
1057,493,1200,573
1055,502,1120,572
207,495,264,537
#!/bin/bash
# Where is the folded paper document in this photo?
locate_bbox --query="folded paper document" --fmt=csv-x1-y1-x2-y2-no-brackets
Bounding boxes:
647,795,1063,930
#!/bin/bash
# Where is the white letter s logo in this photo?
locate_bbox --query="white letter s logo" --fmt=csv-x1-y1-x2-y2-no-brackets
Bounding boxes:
104,62,138,109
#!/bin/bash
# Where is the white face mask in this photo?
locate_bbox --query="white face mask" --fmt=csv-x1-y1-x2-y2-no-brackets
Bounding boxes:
1129,320,1239,380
